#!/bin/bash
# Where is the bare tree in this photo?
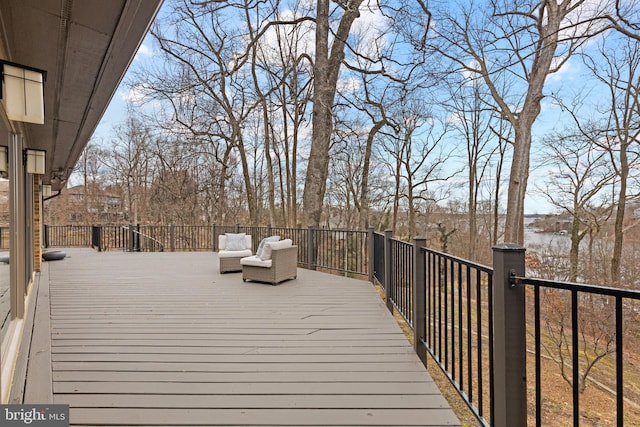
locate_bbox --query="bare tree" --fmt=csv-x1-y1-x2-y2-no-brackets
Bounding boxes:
566,35,640,286
73,142,110,223
380,91,456,240
302,0,432,227
102,116,153,224
429,0,606,244
539,128,615,282
540,289,617,394
257,5,314,227
143,0,276,224
602,0,640,43
302,0,366,227
446,76,504,260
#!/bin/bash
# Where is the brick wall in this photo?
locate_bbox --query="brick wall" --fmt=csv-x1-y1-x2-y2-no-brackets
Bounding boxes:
33,178,42,272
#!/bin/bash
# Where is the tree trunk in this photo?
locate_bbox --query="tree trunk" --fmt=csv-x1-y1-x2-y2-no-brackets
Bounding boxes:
392,155,401,233
611,146,628,286
503,125,532,244
290,83,299,227
302,0,363,227
263,105,276,226
234,130,259,225
468,160,477,260
359,120,385,229
407,173,415,240
492,153,503,245
483,1,566,244
215,145,233,224
569,215,581,282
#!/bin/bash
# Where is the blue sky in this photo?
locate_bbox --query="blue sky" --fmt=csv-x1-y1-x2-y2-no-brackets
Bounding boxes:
91,40,155,143
88,3,615,216
89,38,564,215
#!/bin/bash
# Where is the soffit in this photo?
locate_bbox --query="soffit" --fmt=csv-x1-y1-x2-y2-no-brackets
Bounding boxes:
0,0,163,190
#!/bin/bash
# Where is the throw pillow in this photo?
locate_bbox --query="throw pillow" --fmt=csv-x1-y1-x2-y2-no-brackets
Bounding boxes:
267,239,292,251
260,242,274,261
256,235,280,258
225,233,246,251
260,238,292,261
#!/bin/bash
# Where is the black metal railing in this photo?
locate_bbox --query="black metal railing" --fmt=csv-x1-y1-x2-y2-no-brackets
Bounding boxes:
511,275,640,427
69,224,370,277
91,225,101,251
45,225,92,247
314,228,368,276
99,225,129,251
421,245,494,426
126,226,164,252
389,237,414,326
372,231,385,286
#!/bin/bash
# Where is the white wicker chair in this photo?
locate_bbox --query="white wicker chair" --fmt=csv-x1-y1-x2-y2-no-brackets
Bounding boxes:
240,240,297,285
218,234,252,273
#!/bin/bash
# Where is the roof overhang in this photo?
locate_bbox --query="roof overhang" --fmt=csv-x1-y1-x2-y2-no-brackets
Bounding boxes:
0,0,163,190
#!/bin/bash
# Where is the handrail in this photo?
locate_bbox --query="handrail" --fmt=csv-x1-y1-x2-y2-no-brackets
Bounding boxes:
122,225,164,252
417,243,494,426
511,273,640,427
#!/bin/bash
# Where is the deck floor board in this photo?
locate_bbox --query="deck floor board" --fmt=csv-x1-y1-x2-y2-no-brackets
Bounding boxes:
42,249,460,426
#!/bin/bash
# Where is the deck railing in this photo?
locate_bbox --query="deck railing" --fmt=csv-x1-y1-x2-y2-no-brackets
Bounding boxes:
0,226,9,250
423,242,494,426
66,224,369,277
376,233,636,427
511,272,640,427
44,225,92,247
43,224,639,426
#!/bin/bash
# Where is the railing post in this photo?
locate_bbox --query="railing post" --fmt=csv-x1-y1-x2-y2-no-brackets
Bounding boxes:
170,225,176,252
91,225,101,252
367,226,375,283
384,229,393,313
44,224,50,248
236,223,240,233
307,225,316,270
212,224,217,251
413,236,427,364
492,243,527,427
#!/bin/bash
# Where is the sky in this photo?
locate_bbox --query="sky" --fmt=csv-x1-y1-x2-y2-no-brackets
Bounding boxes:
87,2,616,217
91,42,155,143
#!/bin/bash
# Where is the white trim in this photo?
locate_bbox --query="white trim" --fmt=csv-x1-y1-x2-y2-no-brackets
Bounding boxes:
1,277,35,403
1,318,24,403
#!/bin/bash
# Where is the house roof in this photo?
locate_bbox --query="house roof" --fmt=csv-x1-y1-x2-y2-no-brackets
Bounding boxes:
0,0,163,190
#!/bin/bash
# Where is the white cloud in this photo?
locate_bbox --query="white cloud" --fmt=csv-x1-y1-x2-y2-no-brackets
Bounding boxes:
134,43,153,60
248,9,315,73
446,111,464,125
120,84,147,104
461,59,481,85
336,77,361,93
560,0,612,41
548,58,578,82
351,0,391,62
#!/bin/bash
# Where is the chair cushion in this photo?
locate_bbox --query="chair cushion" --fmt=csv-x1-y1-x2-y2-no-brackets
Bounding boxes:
225,233,247,251
240,255,272,268
219,249,252,258
260,239,292,261
256,235,280,258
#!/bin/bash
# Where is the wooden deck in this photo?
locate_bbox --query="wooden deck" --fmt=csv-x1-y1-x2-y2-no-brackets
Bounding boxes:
30,248,460,426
